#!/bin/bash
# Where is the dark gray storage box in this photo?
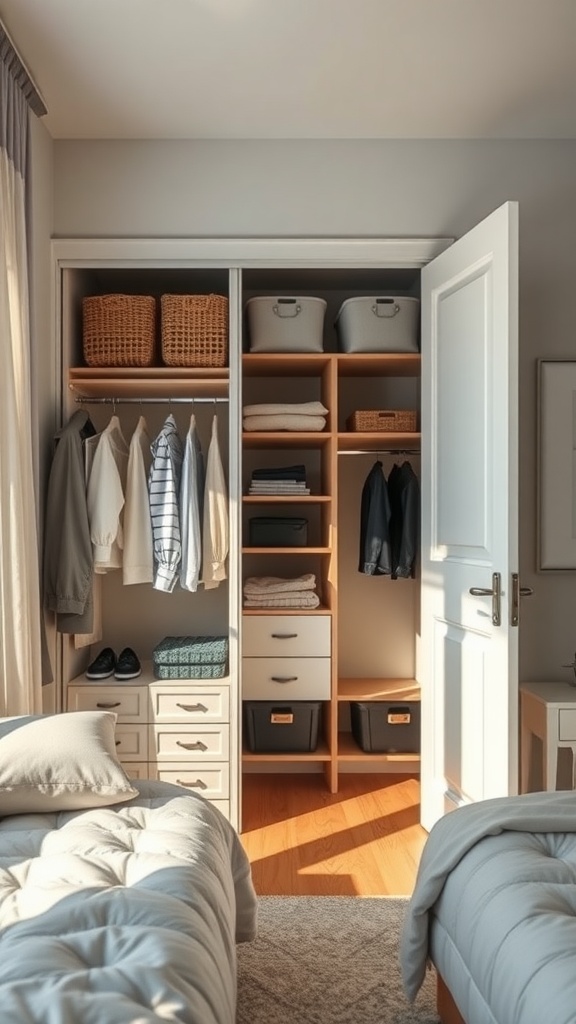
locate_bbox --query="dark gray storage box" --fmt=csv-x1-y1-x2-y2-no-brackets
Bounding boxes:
350,700,420,753
246,296,327,353
335,296,420,353
249,516,308,547
244,701,322,752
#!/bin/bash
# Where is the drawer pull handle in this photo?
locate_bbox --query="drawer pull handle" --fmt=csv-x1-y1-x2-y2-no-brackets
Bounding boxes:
177,778,208,790
115,740,120,746
176,740,208,751
96,701,121,709
271,676,298,683
271,633,298,639
176,702,208,713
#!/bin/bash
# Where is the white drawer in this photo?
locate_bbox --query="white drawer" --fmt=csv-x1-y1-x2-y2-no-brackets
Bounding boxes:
149,724,230,761
149,761,230,799
243,615,331,657
121,762,149,780
559,709,576,740
114,724,148,761
242,657,331,700
148,683,229,724
67,685,148,724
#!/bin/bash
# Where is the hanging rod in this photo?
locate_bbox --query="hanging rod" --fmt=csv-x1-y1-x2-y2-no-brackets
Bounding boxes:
338,448,420,456
75,396,229,405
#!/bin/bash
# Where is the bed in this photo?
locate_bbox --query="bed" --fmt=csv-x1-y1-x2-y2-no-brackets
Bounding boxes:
0,711,258,1024
400,790,576,1024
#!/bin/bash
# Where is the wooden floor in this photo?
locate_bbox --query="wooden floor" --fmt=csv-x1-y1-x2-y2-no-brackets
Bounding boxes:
240,773,428,896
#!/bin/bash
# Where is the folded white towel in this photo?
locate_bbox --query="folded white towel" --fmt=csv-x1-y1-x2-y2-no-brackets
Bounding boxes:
243,414,326,432
244,592,320,609
243,401,328,417
243,573,317,595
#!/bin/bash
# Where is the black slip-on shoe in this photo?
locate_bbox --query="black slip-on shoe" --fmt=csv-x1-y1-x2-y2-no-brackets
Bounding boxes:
85,647,116,680
115,647,141,680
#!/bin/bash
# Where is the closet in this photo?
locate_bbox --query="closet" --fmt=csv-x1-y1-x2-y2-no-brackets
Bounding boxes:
52,210,520,832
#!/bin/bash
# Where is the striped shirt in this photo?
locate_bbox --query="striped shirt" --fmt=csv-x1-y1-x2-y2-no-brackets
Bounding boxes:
149,414,183,592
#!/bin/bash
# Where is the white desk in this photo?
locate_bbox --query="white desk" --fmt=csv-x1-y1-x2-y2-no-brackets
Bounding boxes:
520,681,576,792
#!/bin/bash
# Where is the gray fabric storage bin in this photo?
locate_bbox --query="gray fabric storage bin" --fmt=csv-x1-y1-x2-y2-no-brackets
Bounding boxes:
335,296,420,353
246,296,326,352
244,701,322,752
249,517,308,547
350,700,421,753
152,635,228,679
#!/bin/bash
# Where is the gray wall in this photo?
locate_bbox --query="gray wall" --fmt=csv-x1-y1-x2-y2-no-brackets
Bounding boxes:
52,138,576,684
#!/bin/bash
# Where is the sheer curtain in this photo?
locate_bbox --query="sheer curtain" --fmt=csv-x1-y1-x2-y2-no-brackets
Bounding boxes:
0,30,46,714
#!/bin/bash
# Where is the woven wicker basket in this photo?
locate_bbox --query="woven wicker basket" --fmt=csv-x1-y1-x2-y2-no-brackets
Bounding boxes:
346,409,417,432
82,294,156,367
161,293,229,367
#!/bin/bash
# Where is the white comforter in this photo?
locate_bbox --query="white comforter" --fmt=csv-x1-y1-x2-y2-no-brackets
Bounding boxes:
400,790,576,1004
0,780,257,1024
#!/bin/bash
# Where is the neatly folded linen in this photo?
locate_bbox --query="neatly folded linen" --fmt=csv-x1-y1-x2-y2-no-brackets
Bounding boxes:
243,573,317,595
243,401,328,417
244,592,320,608
243,414,326,432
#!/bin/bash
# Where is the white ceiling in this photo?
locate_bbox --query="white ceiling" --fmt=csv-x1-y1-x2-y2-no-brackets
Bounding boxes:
2,0,576,141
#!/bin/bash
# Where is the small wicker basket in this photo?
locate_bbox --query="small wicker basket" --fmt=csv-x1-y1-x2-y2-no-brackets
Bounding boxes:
82,294,156,367
161,293,229,367
346,409,417,432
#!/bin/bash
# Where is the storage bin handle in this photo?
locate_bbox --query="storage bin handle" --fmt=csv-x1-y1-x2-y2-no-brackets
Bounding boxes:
273,298,302,318
372,298,400,318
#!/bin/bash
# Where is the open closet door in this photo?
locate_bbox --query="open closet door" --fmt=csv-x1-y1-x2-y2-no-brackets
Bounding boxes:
419,201,519,831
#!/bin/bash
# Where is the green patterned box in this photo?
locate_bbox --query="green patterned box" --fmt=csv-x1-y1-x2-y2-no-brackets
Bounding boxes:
152,635,228,679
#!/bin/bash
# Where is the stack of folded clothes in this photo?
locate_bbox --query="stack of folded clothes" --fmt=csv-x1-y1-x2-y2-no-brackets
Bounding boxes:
243,401,328,432
243,573,320,609
248,463,310,496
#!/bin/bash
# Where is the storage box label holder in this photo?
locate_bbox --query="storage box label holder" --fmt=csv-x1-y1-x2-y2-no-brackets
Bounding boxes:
372,298,401,318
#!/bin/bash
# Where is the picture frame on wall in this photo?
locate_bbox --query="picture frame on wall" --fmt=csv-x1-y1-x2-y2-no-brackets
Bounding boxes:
538,358,576,570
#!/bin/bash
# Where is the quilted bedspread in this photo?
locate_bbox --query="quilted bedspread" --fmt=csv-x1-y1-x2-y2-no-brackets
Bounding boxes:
0,780,257,1024
400,790,576,1024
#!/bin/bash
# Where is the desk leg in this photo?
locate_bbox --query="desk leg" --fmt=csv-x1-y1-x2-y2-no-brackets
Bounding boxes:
520,720,532,793
543,739,558,791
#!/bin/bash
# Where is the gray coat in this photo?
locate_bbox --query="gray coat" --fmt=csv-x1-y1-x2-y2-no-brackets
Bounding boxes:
43,410,95,633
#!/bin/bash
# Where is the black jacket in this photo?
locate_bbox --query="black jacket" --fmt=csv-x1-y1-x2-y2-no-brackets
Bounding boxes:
387,461,420,579
358,461,391,575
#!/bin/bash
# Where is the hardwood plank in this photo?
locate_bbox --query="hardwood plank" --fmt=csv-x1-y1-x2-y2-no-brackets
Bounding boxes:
240,773,427,896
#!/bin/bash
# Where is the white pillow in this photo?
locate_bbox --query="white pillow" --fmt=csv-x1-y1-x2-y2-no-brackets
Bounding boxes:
0,711,138,813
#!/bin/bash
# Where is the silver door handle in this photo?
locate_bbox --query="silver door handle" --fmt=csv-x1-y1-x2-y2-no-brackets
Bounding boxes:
469,572,501,626
510,573,534,626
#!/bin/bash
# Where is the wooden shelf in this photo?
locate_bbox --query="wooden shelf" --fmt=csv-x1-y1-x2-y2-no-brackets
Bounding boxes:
242,546,331,555
68,366,229,399
243,431,332,449
242,353,420,378
243,495,331,504
336,353,421,377
337,733,420,763
338,431,420,452
242,740,331,763
338,678,420,701
242,354,332,376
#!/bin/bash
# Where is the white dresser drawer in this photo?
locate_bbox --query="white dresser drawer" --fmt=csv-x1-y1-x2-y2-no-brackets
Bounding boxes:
149,724,230,761
243,615,331,657
114,724,148,761
559,709,576,740
150,761,230,799
67,685,149,724
242,657,331,700
148,683,229,724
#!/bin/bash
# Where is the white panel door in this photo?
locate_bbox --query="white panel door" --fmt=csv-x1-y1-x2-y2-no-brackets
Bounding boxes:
420,201,519,831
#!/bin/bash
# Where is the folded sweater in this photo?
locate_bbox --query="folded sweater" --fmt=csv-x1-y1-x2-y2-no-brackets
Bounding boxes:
243,401,328,417
243,414,326,432
243,573,317,595
244,592,320,609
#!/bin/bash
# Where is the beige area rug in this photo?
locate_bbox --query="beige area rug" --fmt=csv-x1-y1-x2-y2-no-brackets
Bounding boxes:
236,896,439,1024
